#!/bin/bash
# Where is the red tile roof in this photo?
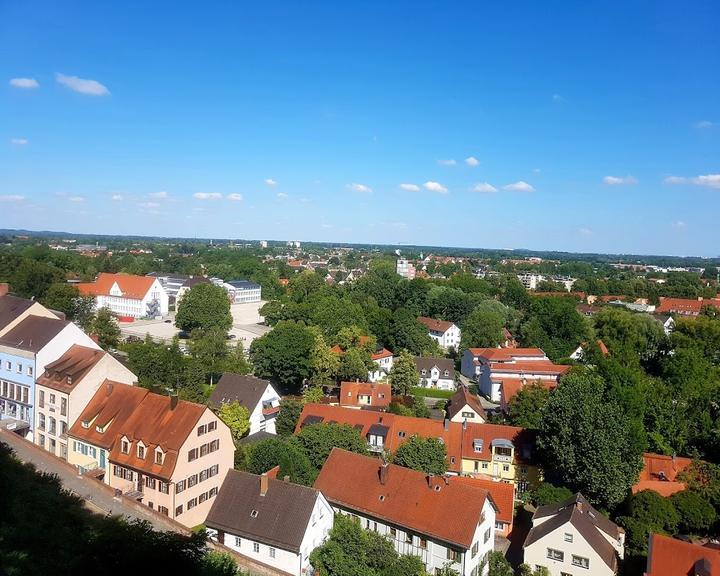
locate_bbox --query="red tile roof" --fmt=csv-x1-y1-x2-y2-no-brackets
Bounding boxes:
454,476,514,526
371,348,393,361
656,297,704,315
314,449,493,549
632,452,693,497
417,316,455,333
645,533,720,576
489,361,571,376
500,379,557,409
340,381,392,408
467,348,547,362
77,273,157,300
446,386,487,421
36,344,107,394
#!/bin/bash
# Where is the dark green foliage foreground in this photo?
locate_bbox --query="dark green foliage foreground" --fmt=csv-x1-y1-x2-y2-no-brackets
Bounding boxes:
0,443,239,576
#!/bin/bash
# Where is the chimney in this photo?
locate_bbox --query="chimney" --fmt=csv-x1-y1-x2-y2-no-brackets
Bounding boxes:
427,473,434,488
576,500,583,513
443,418,449,431
379,463,389,485
170,392,178,410
260,473,269,496
0,283,8,297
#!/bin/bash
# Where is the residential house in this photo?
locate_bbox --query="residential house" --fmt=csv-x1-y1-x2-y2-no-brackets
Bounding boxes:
461,348,549,381
315,448,497,576
68,381,234,527
0,285,59,337
295,404,540,491
569,339,610,361
523,494,625,576
656,296,720,316
0,315,99,438
77,272,169,319
368,348,393,382
447,386,487,424
415,356,456,391
396,258,416,279
454,476,515,538
208,373,280,435
339,381,391,410
645,533,720,576
417,317,461,351
632,453,694,497
206,470,333,576
34,345,137,459
501,328,517,349
654,314,675,336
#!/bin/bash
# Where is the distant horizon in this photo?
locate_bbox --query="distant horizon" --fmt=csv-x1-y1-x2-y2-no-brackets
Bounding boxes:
2,227,718,264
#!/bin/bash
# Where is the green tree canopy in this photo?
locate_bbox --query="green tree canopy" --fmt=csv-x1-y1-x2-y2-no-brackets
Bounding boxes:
392,435,447,475
91,307,121,350
508,381,551,429
175,283,232,333
217,401,251,443
389,351,418,396
520,297,589,360
460,306,504,351
275,398,303,436
296,423,369,470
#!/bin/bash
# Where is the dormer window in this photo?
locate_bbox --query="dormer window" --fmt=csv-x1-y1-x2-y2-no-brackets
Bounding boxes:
121,439,130,454
473,439,484,453
82,420,90,429
421,369,427,376
155,448,164,465
67,376,72,385
96,423,106,433
137,444,145,459
444,370,449,377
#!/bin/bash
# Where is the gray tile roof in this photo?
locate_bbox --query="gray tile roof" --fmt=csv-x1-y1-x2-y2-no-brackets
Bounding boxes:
209,373,272,411
0,315,69,353
0,295,35,332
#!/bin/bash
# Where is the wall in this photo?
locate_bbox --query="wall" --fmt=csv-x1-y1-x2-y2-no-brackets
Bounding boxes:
248,384,281,435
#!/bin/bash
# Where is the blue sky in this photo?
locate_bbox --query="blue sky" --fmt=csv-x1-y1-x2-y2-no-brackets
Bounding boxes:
1,1,719,256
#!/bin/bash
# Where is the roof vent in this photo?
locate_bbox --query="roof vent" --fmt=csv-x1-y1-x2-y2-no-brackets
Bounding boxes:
250,510,258,518
434,485,441,492
379,495,385,501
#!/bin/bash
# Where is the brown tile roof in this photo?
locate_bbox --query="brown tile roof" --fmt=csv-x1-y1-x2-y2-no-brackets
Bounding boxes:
467,348,547,361
314,449,492,549
208,373,273,411
489,361,571,376
36,345,106,393
417,316,455,333
525,494,622,572
69,381,149,450
371,348,393,361
206,470,321,553
0,315,69,352
0,294,35,332
446,386,487,421
632,452,694,497
646,534,720,576
77,272,157,300
454,477,514,526
339,381,391,408
656,297,704,315
414,356,454,376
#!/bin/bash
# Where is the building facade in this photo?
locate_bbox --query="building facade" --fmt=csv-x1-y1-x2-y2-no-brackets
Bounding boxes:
415,356,456,390
77,273,169,319
417,317,462,350
209,373,281,435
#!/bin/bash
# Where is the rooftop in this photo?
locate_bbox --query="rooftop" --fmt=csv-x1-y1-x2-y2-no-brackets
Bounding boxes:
36,345,107,393
0,315,69,353
0,294,36,333
208,373,274,411
339,381,391,408
646,533,720,576
417,316,455,333
77,273,158,300
446,386,487,421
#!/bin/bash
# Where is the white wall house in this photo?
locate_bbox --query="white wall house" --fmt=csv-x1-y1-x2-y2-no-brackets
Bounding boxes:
396,258,416,279
207,470,334,576
368,348,394,382
315,449,497,576
523,494,625,576
209,374,281,435
415,357,456,391
417,317,461,350
78,273,169,319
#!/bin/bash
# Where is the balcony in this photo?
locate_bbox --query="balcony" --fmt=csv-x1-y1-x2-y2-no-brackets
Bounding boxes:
493,453,512,463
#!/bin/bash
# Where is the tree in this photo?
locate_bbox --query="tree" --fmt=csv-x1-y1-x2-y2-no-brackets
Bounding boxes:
189,328,229,383
338,348,371,382
175,283,232,333
42,283,80,319
488,551,514,576
393,435,447,474
308,327,340,386
593,307,666,363
518,566,549,576
389,308,436,355
247,437,316,485
250,321,315,393
508,382,551,429
296,423,368,470
460,306,504,351
538,371,644,508
628,490,680,534
91,307,121,350
520,297,589,360
302,386,324,404
671,490,716,534
179,361,207,402
532,482,574,507
9,258,64,300
218,401,251,443
222,342,252,375
275,398,303,436
389,351,418,396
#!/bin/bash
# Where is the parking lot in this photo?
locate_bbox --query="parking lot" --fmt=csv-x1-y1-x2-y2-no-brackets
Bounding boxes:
119,301,271,347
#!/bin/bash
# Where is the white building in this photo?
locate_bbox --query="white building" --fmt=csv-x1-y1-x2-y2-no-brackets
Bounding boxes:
396,258,416,279
523,494,625,576
259,240,268,248
315,449,497,576
415,356,456,391
77,273,169,319
417,317,461,350
209,374,280,435
34,345,137,460
224,280,262,304
207,470,333,576
368,348,394,382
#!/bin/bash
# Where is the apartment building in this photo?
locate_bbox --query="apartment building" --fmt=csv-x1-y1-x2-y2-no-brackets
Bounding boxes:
417,316,461,351
315,449,497,576
68,381,234,527
77,272,169,319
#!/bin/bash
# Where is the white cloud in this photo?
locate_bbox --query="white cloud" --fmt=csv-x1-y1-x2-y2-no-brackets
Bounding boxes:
264,178,277,186
299,197,311,203
111,194,123,201
0,195,24,202
56,73,109,96
149,191,168,199
423,181,448,194
277,192,289,199
399,183,420,192
695,120,714,129
691,174,720,189
603,175,638,185
193,192,222,200
464,156,480,167
532,168,542,174
672,220,686,229
579,227,593,236
437,159,457,166
664,176,686,185
139,201,160,209
10,138,28,145
552,93,565,103
347,183,372,194
503,181,535,192
69,196,85,202
226,193,243,201
472,182,498,193
9,78,38,89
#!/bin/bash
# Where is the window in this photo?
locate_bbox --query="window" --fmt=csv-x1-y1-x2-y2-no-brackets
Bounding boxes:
137,445,145,459
158,481,169,494
209,487,218,498
27,365,33,376
389,527,397,538
48,417,56,435
235,536,242,547
462,411,474,419
199,492,208,503
269,547,276,558
176,480,186,493
446,549,459,562
60,397,67,416
4,361,9,370
121,439,130,454
39,390,45,407
175,505,183,516
398,431,406,438
495,521,504,530
572,555,590,569
253,542,260,553
154,449,164,465
502,464,510,472
188,474,198,488
159,506,169,516
483,527,491,543
471,542,479,558
188,448,198,461
16,363,22,373
208,421,217,432
49,394,55,404
406,532,413,544
38,413,46,430
187,498,197,510
547,548,564,561
564,533,573,543
197,424,207,436
144,476,156,490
